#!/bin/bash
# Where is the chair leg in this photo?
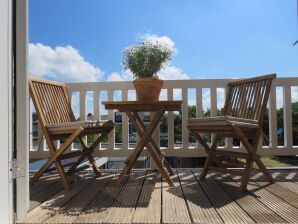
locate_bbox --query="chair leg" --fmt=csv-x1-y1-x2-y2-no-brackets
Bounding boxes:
86,152,101,177
194,133,219,181
200,154,212,180
233,125,275,186
67,130,111,176
55,160,70,189
240,158,254,191
254,156,275,184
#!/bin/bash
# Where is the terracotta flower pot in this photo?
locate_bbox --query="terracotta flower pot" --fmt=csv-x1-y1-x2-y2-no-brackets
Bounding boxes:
133,78,164,101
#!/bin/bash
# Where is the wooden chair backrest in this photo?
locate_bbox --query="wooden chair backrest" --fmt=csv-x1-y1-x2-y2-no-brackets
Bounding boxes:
29,78,75,128
224,74,276,123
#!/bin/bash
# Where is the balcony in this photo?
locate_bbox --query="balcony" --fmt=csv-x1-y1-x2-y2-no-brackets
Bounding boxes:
24,77,298,224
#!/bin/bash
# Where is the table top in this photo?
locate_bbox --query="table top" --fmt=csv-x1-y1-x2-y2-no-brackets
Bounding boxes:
103,100,182,112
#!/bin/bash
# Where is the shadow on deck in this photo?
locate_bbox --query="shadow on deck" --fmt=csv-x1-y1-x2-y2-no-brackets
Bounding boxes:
19,169,298,224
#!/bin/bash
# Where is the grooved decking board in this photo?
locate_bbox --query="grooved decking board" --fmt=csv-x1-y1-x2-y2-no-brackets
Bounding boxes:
214,175,286,223
278,182,298,194
100,172,146,223
132,172,161,224
178,170,222,224
30,175,60,197
29,173,79,211
44,173,114,223
196,174,254,224
29,180,64,211
74,174,128,223
162,173,191,224
256,181,298,209
22,175,94,223
246,181,298,223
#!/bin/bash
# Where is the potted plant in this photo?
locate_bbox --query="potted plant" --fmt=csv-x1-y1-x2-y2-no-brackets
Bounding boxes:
122,40,173,101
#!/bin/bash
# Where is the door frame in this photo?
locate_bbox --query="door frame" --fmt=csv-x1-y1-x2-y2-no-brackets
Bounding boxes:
0,0,14,222
0,0,29,222
15,0,29,221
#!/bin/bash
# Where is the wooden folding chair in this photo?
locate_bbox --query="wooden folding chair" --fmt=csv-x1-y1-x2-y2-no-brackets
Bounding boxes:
187,74,276,190
29,77,114,189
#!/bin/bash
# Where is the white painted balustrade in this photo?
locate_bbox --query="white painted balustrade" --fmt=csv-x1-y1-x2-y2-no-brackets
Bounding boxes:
29,78,298,160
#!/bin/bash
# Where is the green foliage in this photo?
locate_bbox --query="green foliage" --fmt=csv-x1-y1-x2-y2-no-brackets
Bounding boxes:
115,124,122,143
263,102,298,145
122,41,173,79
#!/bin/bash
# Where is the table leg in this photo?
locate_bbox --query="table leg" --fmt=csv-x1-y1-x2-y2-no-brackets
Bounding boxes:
133,112,174,176
126,111,174,187
115,109,165,186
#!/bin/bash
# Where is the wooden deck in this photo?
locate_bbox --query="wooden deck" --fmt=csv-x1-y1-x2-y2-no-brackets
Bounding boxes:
19,169,298,224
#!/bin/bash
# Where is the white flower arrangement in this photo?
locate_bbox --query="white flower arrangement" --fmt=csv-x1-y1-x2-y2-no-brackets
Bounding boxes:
122,40,174,79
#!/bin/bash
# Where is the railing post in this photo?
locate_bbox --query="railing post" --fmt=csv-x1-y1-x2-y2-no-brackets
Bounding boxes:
269,85,277,149
210,87,217,144
283,85,293,148
122,90,129,150
182,88,189,149
66,90,74,152
94,91,100,150
196,87,203,150
80,90,86,149
168,88,174,150
225,87,233,150
108,90,114,150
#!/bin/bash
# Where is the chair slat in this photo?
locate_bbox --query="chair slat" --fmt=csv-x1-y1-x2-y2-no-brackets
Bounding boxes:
30,79,73,125
245,82,255,119
224,75,275,123
35,83,53,124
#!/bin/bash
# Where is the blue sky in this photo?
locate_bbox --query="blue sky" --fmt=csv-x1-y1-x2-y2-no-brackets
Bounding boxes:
29,0,298,82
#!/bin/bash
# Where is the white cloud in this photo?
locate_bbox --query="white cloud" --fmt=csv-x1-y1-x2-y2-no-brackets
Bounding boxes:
29,43,103,82
158,66,189,80
107,70,133,81
140,34,176,52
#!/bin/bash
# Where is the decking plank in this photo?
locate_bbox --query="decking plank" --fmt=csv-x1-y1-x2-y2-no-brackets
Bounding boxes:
100,171,146,223
178,170,222,224
195,173,254,224
74,173,127,223
278,182,298,194
214,175,286,223
29,181,64,211
162,173,191,224
21,174,94,223
256,181,298,209
132,172,161,224
44,173,114,223
245,181,298,223
30,175,60,197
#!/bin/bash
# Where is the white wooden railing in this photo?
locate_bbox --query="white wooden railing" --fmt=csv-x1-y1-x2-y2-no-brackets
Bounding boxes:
29,77,298,160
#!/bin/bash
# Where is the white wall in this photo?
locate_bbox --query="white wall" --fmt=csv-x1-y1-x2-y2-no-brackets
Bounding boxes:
0,0,13,223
